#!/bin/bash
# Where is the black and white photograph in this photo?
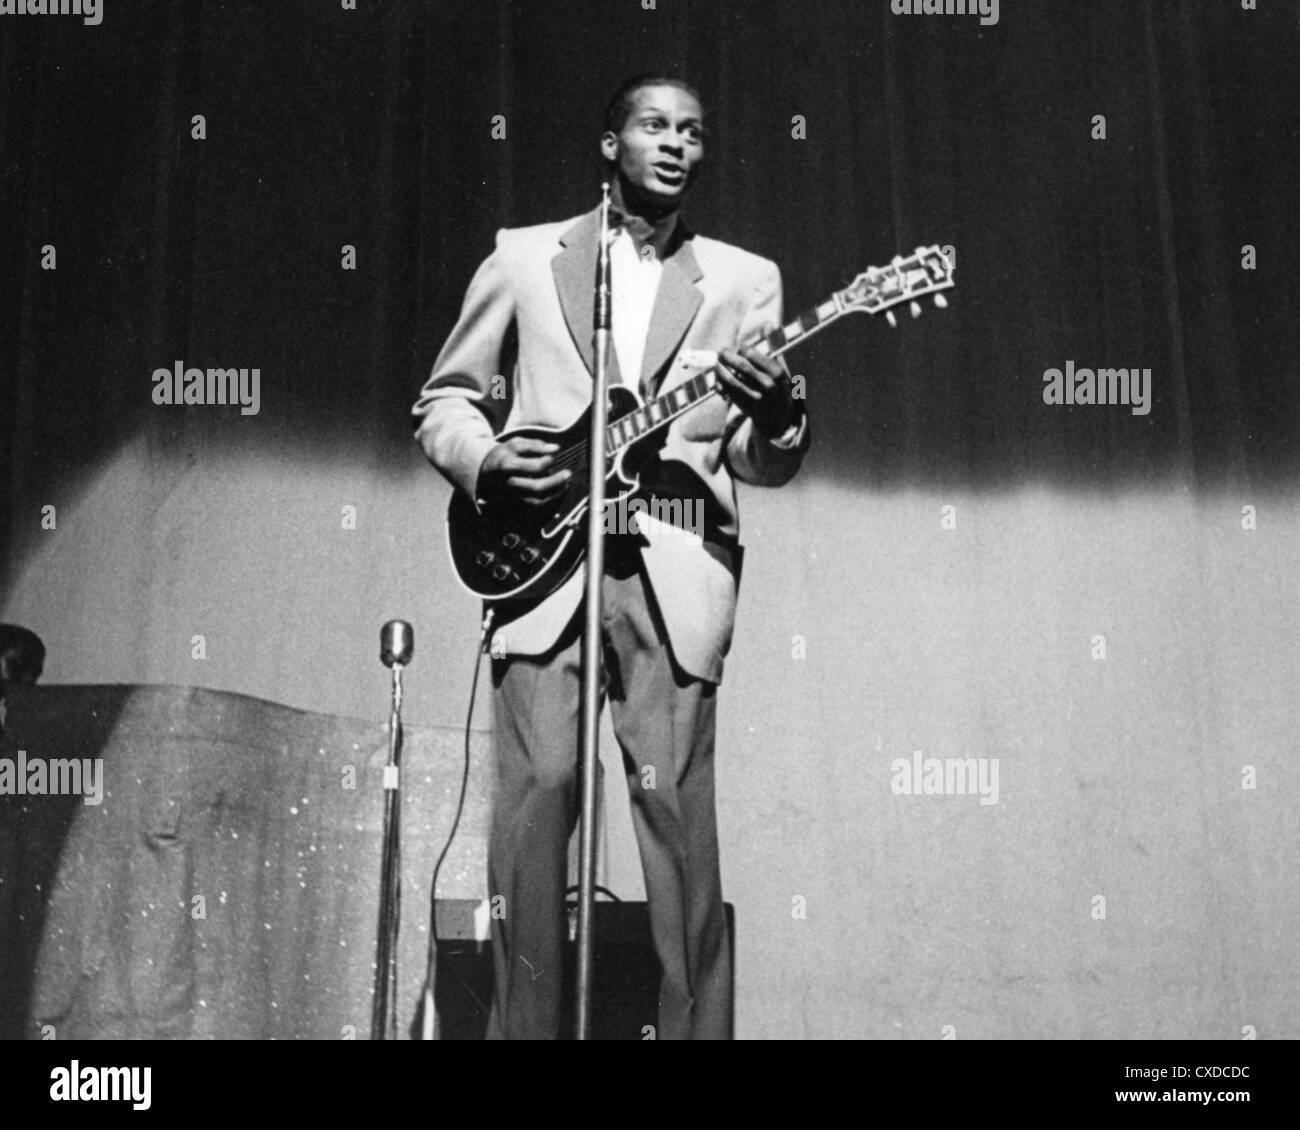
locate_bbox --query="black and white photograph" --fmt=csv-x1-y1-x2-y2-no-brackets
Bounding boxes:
0,0,1295,1102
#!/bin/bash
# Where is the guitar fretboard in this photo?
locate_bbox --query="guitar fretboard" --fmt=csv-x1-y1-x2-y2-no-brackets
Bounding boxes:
602,244,953,454
604,294,845,454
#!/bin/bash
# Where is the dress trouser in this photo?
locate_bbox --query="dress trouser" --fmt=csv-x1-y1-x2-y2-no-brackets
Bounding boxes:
484,544,731,1040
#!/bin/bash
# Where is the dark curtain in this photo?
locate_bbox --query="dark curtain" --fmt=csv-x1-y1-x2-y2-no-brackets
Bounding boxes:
3,0,1297,588
2,0,1298,1043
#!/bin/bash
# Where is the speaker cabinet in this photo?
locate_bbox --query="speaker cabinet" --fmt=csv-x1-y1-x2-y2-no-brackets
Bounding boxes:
431,899,735,1040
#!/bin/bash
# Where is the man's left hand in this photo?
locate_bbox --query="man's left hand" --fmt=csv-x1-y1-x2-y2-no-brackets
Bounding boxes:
717,346,799,439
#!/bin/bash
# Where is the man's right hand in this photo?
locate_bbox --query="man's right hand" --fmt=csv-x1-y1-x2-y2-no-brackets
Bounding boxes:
475,436,573,508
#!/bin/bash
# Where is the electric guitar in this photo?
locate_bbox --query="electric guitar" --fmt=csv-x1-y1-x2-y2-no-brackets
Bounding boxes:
446,245,955,606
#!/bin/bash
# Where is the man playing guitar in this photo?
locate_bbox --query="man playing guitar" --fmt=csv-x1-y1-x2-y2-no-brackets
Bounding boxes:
413,74,809,1040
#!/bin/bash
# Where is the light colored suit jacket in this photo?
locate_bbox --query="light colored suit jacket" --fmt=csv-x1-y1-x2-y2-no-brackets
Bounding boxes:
413,207,810,684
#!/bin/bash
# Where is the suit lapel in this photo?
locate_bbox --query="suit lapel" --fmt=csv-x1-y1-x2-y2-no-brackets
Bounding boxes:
552,208,703,392
551,209,622,386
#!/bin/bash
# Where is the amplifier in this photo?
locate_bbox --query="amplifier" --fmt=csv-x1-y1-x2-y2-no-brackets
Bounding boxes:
429,898,734,1040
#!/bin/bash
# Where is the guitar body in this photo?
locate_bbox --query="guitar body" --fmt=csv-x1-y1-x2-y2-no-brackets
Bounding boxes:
443,245,955,612
446,383,652,606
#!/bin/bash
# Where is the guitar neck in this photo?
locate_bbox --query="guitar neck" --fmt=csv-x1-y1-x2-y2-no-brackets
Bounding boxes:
604,244,954,454
605,291,848,455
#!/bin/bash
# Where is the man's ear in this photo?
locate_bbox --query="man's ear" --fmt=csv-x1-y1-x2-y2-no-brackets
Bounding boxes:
600,132,619,164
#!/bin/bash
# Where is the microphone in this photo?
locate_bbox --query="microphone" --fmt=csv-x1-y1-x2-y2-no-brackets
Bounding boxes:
380,620,414,669
373,618,413,1039
594,182,612,333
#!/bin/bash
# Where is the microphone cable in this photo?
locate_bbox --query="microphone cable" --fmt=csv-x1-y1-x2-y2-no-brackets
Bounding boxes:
419,606,494,1038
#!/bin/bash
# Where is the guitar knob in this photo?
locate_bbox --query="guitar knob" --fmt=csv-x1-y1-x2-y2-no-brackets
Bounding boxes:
475,550,495,567
518,547,540,564
491,563,514,582
501,532,521,549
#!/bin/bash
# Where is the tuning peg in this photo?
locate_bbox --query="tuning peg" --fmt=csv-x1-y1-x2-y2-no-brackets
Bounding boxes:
886,311,897,328
910,302,922,318
934,293,947,308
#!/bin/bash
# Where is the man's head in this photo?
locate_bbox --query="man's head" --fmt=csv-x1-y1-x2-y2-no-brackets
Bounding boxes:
0,625,45,689
601,75,704,214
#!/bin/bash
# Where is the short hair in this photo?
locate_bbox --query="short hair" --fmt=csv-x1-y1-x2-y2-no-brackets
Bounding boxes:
603,74,702,136
0,624,45,686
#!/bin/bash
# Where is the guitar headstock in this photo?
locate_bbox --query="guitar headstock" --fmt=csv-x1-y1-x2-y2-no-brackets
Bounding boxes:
837,245,955,326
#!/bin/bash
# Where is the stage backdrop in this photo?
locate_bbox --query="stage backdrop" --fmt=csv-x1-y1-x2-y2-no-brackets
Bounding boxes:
2,1,1298,1038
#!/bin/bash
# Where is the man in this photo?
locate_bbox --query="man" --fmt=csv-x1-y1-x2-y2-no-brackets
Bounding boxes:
0,624,45,735
413,75,809,1039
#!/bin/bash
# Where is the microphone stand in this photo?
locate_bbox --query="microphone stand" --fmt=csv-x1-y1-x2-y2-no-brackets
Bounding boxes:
575,183,613,1040
373,621,412,1040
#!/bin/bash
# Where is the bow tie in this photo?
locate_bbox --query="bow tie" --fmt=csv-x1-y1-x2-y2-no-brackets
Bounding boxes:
608,206,656,242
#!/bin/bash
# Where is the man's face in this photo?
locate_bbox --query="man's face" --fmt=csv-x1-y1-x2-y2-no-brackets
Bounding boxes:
601,85,704,209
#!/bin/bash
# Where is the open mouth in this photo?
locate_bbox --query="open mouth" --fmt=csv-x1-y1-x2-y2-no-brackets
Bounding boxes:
652,163,686,184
